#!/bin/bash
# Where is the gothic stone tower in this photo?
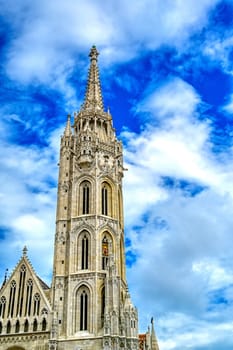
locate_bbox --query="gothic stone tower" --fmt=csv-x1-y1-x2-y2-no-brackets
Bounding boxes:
50,46,139,350
0,47,160,350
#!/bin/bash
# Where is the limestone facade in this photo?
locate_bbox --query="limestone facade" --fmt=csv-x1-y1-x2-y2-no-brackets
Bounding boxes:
0,46,159,350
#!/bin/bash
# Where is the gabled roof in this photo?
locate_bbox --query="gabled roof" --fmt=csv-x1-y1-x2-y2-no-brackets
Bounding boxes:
36,275,50,290
0,246,51,313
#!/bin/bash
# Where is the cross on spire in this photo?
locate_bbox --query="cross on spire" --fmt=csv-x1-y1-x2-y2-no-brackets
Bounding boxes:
82,46,104,112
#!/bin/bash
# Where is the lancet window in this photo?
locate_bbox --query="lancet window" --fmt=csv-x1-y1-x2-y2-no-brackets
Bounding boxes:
25,278,33,316
33,293,40,316
75,286,90,332
77,231,90,271
81,235,89,269
15,320,20,333
42,318,47,331
6,320,11,334
8,280,16,317
33,318,38,331
80,181,91,215
101,185,108,215
102,236,109,270
0,296,6,318
17,264,26,317
101,182,112,216
24,319,29,332
80,289,88,330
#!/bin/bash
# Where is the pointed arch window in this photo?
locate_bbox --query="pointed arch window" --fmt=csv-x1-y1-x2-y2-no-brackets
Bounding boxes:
42,318,47,331
80,181,91,215
15,320,20,333
17,264,26,317
75,286,90,332
33,293,40,316
6,320,11,334
24,319,29,332
33,318,38,331
102,185,108,215
81,235,89,269
8,280,16,317
102,236,109,270
0,296,6,318
101,182,112,216
80,290,88,330
25,278,33,316
78,231,90,271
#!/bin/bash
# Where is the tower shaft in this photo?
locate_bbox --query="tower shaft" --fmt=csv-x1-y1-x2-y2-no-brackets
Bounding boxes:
51,46,138,350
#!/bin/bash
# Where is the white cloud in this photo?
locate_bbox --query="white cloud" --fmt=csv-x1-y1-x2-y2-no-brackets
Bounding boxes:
203,34,233,75
2,0,220,88
125,175,233,347
158,313,233,350
0,123,63,283
193,260,233,290
123,78,233,198
138,78,201,119
120,78,233,347
222,93,233,115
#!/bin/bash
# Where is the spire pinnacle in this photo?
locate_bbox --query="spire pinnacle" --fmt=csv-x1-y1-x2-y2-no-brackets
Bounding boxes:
83,46,104,112
64,114,72,136
89,45,99,61
2,268,8,287
151,317,160,350
23,246,28,257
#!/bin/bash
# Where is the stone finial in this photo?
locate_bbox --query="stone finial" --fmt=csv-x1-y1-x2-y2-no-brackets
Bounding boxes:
23,246,28,257
89,45,99,61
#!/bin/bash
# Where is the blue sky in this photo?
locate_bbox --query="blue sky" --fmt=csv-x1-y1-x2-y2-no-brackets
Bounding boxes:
1,0,233,349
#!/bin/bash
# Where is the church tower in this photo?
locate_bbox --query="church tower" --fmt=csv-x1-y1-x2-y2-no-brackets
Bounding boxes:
50,46,139,350
0,46,160,350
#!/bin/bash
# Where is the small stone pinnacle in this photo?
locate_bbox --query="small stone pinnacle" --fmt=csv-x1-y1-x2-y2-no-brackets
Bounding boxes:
23,246,28,256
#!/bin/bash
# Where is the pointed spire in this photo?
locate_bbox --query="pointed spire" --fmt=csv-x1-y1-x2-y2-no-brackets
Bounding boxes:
1,268,8,288
64,114,72,136
124,285,134,308
151,317,160,350
83,46,104,112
